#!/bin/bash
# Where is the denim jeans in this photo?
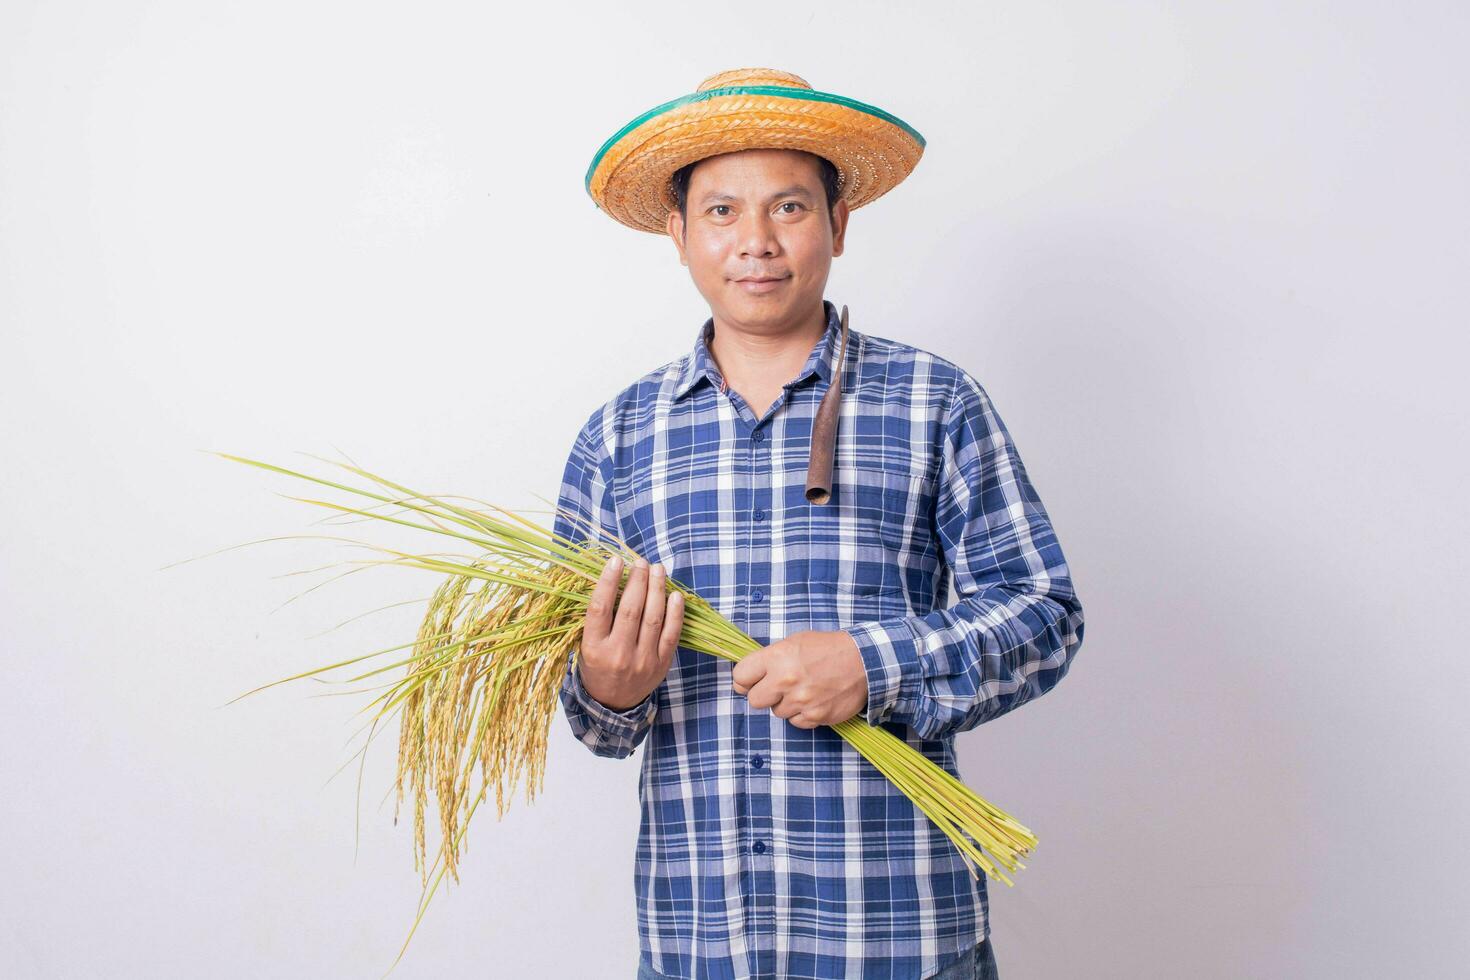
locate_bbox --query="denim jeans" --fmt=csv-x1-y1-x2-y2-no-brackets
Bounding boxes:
635,937,998,980
930,937,998,980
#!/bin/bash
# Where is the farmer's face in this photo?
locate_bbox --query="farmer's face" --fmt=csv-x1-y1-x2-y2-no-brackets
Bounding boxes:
668,149,847,332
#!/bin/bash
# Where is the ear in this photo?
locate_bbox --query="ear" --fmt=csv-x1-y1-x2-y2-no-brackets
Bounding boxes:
830,197,850,258
667,210,688,266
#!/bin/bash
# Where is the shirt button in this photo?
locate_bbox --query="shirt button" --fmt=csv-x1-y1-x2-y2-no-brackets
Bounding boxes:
751,755,764,769
752,840,766,855
753,509,766,522
752,430,765,443
751,590,764,603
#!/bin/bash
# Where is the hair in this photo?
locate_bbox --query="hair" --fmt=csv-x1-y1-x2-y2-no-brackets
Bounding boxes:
670,151,843,230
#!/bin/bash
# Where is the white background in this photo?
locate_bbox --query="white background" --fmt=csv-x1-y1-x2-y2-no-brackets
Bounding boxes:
3,2,1466,977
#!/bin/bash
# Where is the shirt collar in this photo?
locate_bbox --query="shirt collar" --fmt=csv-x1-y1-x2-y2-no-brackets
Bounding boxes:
672,299,844,403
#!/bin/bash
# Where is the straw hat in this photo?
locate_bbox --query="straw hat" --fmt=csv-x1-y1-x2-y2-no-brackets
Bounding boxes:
585,67,926,235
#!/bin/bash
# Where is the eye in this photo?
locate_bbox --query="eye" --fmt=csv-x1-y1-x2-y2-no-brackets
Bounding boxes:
711,205,731,216
778,202,803,214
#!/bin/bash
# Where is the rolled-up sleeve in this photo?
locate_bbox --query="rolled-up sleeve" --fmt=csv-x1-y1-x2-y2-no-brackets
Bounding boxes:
844,372,1085,741
552,417,658,759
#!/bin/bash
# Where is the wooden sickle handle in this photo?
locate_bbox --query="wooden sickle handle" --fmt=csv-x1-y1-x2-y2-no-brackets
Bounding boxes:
805,304,849,505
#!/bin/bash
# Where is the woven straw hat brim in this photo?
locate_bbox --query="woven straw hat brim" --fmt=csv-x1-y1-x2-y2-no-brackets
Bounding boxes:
586,84,926,236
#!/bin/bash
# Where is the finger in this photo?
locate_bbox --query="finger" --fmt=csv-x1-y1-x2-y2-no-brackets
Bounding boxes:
584,554,624,640
745,675,785,712
731,651,768,695
611,556,650,643
637,564,668,659
656,590,685,671
773,696,801,720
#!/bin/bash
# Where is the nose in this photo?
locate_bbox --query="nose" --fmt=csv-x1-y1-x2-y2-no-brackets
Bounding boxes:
737,211,779,258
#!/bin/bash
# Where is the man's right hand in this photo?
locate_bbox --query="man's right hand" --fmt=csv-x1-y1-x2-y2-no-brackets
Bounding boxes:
578,554,685,711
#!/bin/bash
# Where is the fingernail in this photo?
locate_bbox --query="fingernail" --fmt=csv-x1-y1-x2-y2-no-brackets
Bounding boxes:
609,555,623,569
635,558,648,570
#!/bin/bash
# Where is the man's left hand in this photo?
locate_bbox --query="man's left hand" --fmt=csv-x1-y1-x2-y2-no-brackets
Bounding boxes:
731,630,868,729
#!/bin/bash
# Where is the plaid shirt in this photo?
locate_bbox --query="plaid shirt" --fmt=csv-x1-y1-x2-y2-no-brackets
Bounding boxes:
553,299,1085,980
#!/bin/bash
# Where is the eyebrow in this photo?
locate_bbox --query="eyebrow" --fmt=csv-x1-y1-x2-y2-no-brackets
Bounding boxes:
696,185,817,207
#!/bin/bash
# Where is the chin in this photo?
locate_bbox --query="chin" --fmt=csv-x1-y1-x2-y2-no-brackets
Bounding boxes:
729,296,789,318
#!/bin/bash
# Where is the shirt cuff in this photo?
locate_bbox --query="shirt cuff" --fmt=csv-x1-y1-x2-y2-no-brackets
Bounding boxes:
844,618,925,728
567,658,658,734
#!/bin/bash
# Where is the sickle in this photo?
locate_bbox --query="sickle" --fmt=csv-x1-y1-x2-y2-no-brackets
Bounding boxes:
804,303,850,505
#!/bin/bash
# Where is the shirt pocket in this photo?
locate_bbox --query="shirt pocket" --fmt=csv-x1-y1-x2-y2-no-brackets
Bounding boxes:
811,573,912,628
832,578,903,597
842,457,937,558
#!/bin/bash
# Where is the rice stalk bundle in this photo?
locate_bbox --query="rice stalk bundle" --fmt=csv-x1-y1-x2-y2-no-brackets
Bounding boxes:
214,452,1037,971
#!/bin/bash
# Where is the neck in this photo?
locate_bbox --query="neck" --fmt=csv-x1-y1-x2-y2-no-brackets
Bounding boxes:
707,301,827,389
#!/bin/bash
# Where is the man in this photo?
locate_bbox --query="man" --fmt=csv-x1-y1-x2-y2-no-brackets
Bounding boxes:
554,68,1084,980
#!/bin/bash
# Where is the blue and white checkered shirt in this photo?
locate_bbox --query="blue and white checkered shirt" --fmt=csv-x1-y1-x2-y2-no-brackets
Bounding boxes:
554,299,1085,980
